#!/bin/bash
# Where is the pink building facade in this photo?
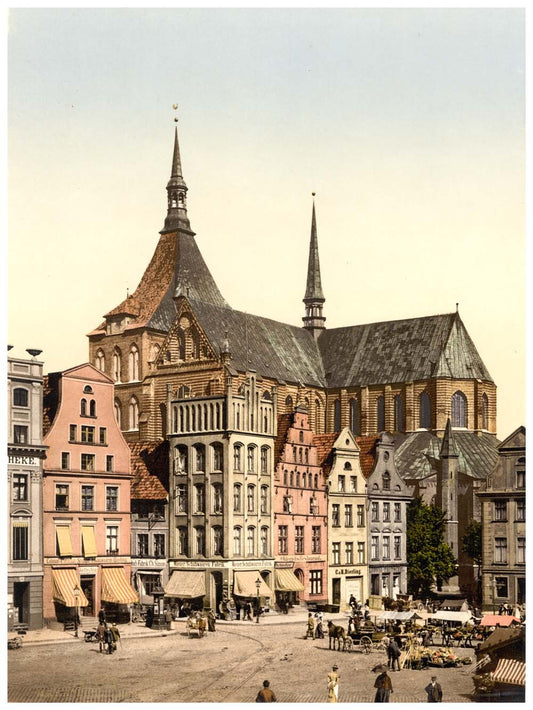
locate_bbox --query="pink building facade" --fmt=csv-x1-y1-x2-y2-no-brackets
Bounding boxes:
42,364,137,624
273,404,328,608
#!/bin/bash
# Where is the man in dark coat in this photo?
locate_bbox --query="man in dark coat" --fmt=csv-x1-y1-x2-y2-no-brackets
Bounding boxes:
425,676,443,702
256,680,277,702
374,667,393,702
387,638,401,671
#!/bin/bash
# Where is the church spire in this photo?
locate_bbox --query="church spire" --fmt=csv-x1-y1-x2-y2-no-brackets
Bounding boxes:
161,113,193,234
302,193,326,339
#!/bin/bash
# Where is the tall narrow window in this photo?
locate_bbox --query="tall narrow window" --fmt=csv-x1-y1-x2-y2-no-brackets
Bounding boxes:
212,527,223,556
81,485,94,511
55,484,69,510
247,445,256,472
516,458,525,489
106,526,119,554
377,396,385,432
349,397,360,435
481,393,489,430
12,523,29,561
393,395,404,432
129,396,139,430
233,444,243,471
12,474,28,501
212,443,223,471
95,349,105,372
177,527,188,556
295,526,304,554
419,392,431,429
114,400,122,428
494,537,507,564
247,484,255,513
194,484,205,513
80,398,87,416
278,525,288,554
129,344,140,381
260,485,268,514
260,527,269,556
195,527,205,556
106,486,118,511
13,388,29,407
451,391,467,428
260,446,269,474
212,484,223,514
333,399,341,431
233,527,242,555
247,527,255,556
113,348,121,382
311,526,321,553
233,484,242,512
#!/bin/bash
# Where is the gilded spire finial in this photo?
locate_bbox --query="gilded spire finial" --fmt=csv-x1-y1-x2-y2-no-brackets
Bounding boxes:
172,103,179,122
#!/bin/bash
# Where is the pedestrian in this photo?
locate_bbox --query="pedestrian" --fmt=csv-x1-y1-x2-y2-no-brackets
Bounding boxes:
207,609,216,632
425,676,443,702
98,607,106,624
306,612,315,639
96,621,106,653
110,622,121,651
316,618,325,639
256,679,277,702
245,601,253,621
349,594,357,610
104,624,114,654
388,637,401,671
327,664,339,702
235,599,242,620
374,666,393,702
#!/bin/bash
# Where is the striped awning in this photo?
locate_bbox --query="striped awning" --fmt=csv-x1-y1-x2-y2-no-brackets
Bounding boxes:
81,526,97,558
491,658,526,686
56,526,73,557
51,568,89,607
233,571,272,598
274,568,304,592
164,571,205,599
101,567,139,604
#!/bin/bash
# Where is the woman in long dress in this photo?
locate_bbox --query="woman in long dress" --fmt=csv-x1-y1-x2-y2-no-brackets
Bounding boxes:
327,665,339,702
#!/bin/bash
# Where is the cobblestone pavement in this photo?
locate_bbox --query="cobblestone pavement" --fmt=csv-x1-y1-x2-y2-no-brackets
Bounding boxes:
8,622,477,703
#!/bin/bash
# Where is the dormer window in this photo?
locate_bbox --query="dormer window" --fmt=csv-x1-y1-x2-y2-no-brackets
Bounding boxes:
382,472,391,491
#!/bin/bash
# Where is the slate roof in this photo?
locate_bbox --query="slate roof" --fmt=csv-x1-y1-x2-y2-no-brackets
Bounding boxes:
188,298,325,387
90,231,228,335
129,441,169,500
394,431,500,481
318,312,493,389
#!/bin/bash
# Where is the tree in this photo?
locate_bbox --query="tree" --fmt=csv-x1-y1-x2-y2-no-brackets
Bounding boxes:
462,520,483,603
406,497,457,598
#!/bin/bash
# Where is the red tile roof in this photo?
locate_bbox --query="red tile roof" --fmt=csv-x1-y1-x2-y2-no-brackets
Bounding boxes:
129,441,169,500
356,436,379,478
274,413,293,466
313,433,338,475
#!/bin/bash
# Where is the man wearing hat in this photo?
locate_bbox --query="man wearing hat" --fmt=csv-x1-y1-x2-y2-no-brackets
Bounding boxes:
425,676,443,702
374,666,393,702
327,664,340,702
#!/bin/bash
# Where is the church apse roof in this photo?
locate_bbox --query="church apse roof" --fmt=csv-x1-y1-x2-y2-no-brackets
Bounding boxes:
318,312,493,389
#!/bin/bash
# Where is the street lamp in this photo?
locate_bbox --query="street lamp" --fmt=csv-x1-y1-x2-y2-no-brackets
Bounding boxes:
255,577,261,624
493,577,497,614
73,584,80,638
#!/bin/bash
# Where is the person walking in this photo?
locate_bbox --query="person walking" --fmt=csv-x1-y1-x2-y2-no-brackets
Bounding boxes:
316,618,325,639
96,620,106,653
110,622,121,652
98,608,106,625
425,676,443,702
306,613,315,639
207,609,216,632
374,666,393,702
327,665,339,702
104,624,114,654
388,637,402,671
256,680,277,702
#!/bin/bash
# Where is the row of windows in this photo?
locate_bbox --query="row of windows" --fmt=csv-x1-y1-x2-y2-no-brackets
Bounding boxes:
114,397,139,431
60,452,114,473
54,524,122,557
333,390,491,433
174,444,271,475
69,424,107,444
371,501,402,523
282,470,322,489
371,535,403,561
175,483,270,515
278,525,322,554
54,484,119,512
172,401,224,434
176,526,229,557
95,345,140,383
281,494,320,515
331,541,366,565
331,503,365,527
493,537,526,564
493,499,526,522
136,533,166,558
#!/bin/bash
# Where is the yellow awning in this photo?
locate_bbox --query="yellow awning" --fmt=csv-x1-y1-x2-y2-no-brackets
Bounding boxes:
164,571,205,599
274,568,304,592
81,526,97,558
51,568,89,607
56,526,73,557
101,566,139,604
233,571,272,598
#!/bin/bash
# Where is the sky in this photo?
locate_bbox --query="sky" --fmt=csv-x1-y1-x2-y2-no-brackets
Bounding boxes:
6,7,525,440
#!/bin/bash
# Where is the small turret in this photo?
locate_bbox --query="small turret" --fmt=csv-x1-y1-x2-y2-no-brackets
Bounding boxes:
161,120,193,234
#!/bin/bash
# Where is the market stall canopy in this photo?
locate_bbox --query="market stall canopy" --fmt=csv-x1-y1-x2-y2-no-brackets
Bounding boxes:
429,611,472,624
101,566,139,604
480,615,521,627
164,570,206,599
274,569,304,592
51,568,89,607
377,611,422,621
233,571,272,598
491,658,526,686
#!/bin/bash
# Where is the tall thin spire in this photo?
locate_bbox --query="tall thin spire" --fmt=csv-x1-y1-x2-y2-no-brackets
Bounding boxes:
302,193,326,339
161,110,193,234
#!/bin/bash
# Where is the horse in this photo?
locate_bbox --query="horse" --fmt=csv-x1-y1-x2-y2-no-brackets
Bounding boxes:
327,620,349,651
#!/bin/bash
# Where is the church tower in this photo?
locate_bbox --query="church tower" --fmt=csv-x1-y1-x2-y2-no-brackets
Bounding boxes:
161,124,193,235
302,195,326,339
439,418,460,592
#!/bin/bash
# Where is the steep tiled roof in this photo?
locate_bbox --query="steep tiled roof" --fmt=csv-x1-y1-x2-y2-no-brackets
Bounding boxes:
313,433,338,475
318,312,493,388
274,413,293,466
395,431,500,481
356,436,379,478
42,372,62,436
188,298,325,387
129,441,169,500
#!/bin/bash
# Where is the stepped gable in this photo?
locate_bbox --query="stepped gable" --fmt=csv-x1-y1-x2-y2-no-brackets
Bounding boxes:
187,298,325,387
313,433,338,476
274,413,293,466
129,441,169,499
356,435,379,478
395,431,500,481
318,312,493,389
42,372,62,437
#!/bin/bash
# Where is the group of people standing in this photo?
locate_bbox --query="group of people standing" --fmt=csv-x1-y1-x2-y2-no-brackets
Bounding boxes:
305,611,325,639
96,609,121,654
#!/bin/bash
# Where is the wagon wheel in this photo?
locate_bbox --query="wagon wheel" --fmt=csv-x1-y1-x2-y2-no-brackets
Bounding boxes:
360,635,372,653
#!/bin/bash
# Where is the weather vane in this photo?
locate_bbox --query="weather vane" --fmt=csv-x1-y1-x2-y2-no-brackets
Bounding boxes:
172,103,179,122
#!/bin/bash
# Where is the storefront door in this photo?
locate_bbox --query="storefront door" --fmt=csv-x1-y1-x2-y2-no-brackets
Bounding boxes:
81,576,94,616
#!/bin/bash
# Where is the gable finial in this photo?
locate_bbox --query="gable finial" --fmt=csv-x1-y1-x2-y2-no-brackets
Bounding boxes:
456,302,459,313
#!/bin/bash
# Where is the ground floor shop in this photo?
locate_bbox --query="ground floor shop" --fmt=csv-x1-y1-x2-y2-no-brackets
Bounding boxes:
8,573,43,630
131,560,169,607
329,565,368,612
481,570,526,613
369,565,407,600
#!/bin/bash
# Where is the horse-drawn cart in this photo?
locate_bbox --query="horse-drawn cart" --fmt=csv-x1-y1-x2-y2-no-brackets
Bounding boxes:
349,625,388,653
186,614,207,638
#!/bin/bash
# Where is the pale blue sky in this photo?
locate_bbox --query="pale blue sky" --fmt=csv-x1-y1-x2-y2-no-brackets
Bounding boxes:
7,8,525,438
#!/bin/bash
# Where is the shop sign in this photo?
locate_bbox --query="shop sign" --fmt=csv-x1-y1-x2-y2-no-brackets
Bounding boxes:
79,567,98,574
132,558,165,568
274,561,294,569
334,568,361,576
233,560,271,569
8,455,40,466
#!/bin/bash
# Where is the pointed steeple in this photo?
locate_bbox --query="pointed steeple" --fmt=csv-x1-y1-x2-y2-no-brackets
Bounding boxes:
302,194,326,339
161,123,193,234
440,418,459,458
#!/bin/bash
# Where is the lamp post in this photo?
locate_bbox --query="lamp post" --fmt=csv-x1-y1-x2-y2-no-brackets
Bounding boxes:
73,584,80,638
255,577,261,624
493,577,497,614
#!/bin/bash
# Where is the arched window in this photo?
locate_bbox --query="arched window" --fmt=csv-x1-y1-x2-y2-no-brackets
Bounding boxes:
233,484,242,512
80,398,87,416
315,399,323,434
419,392,431,429
285,395,294,412
195,527,205,556
129,344,139,381
129,396,139,430
260,446,269,474
212,443,223,471
481,393,489,430
212,527,223,556
212,483,223,514
13,387,29,407
114,400,122,428
393,395,404,432
233,444,243,471
247,484,255,512
177,331,186,361
95,349,105,372
247,527,255,556
112,348,121,382
247,445,256,472
377,396,385,432
382,471,391,490
349,398,360,435
451,391,467,428
233,527,242,556
194,444,205,472
260,527,269,556
89,399,96,417
333,399,341,431
260,485,268,514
